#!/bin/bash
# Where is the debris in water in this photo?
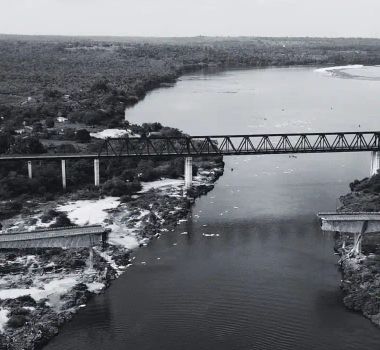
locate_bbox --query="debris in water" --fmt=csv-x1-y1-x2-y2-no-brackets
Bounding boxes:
202,233,220,237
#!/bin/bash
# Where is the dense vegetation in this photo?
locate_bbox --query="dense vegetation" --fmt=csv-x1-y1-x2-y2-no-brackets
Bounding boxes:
350,172,380,194
339,172,380,213
2,35,380,130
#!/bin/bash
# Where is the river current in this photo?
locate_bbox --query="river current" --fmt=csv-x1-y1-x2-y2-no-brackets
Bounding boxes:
45,67,380,350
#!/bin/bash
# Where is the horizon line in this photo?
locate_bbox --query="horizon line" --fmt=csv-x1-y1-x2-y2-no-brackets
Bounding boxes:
1,33,380,41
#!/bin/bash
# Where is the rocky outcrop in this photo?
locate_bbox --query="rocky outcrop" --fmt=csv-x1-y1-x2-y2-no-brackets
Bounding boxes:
0,247,120,350
340,254,380,326
336,189,380,327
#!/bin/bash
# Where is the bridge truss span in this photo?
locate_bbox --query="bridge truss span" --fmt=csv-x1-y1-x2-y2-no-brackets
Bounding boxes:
0,131,379,190
98,131,380,158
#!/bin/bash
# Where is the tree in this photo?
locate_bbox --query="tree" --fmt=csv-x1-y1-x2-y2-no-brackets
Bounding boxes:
45,117,55,128
136,159,157,181
9,136,45,154
142,122,162,132
102,178,141,196
0,132,14,153
63,128,76,140
51,213,74,228
90,79,110,93
43,88,62,100
75,129,91,143
32,122,43,132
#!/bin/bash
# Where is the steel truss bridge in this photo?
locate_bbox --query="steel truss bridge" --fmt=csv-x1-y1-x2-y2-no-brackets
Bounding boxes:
0,131,379,161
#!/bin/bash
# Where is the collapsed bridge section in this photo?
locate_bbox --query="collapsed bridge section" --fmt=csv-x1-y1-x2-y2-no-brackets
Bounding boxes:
318,212,380,257
0,225,109,249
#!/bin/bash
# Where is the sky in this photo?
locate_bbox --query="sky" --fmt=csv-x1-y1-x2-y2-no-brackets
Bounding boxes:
0,0,379,38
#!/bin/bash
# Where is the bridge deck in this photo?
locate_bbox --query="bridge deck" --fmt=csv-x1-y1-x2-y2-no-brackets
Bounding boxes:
318,212,380,221
318,212,380,234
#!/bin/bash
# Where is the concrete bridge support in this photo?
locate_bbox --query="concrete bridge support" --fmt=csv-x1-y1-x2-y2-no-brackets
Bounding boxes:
94,159,100,187
353,233,363,255
184,157,193,190
27,161,33,179
371,151,380,176
88,247,94,270
61,160,67,190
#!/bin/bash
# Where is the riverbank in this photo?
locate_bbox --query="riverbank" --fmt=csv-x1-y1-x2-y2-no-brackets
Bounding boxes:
0,158,224,350
336,176,380,327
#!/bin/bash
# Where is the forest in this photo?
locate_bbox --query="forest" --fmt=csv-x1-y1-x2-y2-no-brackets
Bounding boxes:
2,35,380,130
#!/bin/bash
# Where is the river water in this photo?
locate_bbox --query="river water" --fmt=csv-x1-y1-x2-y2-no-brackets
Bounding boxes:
46,67,380,350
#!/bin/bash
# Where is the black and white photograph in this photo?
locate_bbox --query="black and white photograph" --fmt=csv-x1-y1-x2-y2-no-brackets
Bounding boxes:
0,1,380,349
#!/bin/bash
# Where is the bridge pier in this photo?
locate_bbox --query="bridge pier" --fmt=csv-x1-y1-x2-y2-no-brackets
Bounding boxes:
27,161,32,179
88,247,94,270
370,151,380,176
353,233,362,255
61,160,67,190
184,157,193,190
94,159,100,187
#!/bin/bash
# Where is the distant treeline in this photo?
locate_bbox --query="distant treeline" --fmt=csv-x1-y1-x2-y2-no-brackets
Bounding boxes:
1,36,380,130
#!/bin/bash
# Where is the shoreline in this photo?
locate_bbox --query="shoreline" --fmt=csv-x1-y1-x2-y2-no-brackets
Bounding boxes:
0,159,224,349
335,187,380,327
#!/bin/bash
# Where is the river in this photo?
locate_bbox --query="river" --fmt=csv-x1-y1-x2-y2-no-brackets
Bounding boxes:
45,66,380,350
